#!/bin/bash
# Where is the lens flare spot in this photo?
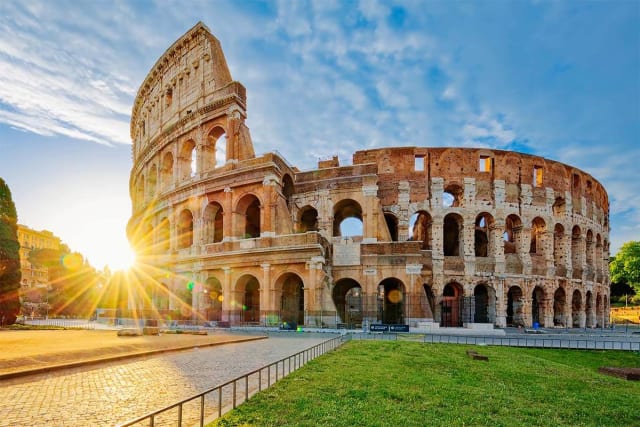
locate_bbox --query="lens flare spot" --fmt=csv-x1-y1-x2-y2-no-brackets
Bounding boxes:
387,289,403,304
62,253,83,270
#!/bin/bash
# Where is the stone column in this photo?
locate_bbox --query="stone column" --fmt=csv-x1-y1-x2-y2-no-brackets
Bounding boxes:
261,174,278,237
495,278,506,328
362,181,379,243
223,187,234,241
221,267,233,323
260,263,271,325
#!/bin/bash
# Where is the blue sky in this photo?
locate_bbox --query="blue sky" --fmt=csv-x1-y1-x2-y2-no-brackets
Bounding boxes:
0,0,638,270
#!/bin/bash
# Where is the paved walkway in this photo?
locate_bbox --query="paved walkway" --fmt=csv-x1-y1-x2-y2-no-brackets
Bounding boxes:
0,332,333,426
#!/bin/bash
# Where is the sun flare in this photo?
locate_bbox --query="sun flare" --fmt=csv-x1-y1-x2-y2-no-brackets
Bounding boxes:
106,244,137,271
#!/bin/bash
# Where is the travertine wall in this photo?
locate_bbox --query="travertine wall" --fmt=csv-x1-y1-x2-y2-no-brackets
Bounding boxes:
128,23,610,329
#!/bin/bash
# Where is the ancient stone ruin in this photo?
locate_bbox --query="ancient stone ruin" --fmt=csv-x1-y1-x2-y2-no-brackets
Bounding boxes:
128,22,610,330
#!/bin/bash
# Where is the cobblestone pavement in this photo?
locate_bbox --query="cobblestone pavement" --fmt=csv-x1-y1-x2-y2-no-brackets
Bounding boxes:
0,333,335,427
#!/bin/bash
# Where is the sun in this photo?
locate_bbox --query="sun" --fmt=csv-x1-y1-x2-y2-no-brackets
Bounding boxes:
106,244,137,271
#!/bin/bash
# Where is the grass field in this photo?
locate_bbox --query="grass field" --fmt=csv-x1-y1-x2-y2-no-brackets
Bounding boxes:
211,341,640,427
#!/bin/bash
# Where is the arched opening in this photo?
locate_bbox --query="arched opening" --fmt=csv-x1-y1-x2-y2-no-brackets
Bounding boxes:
443,213,463,256
299,206,319,232
507,286,524,327
443,183,463,207
384,212,399,242
214,133,226,168
504,214,522,254
204,277,223,321
282,174,294,212
571,290,582,328
377,278,405,324
586,290,594,327
236,194,261,238
571,226,583,276
553,287,567,326
409,211,432,249
161,152,173,189
552,197,566,217
332,279,362,327
596,293,603,328
530,217,546,255
553,224,565,275
179,139,196,180
333,199,363,237
441,282,463,327
177,210,193,249
237,275,260,323
147,164,157,200
473,284,495,323
531,286,545,326
586,230,594,271
277,273,304,326
474,213,493,257
203,202,224,243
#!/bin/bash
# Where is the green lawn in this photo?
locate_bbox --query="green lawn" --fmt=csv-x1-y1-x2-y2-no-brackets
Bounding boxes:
211,341,640,427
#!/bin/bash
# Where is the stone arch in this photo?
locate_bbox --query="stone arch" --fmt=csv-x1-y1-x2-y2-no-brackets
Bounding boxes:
203,201,224,243
553,287,567,326
571,225,583,276
298,205,318,232
332,278,362,326
282,174,294,211
147,164,157,200
531,286,546,326
443,213,463,256
161,152,173,189
586,230,594,271
443,182,463,207
204,277,223,321
179,139,196,180
420,284,436,319
378,278,405,325
474,283,496,323
333,198,363,237
474,212,494,257
596,293,603,328
384,212,399,242
529,217,547,255
506,285,524,327
275,272,304,326
236,194,261,238
552,197,566,217
503,214,522,254
206,126,227,169
409,210,432,249
441,281,463,327
236,274,260,323
571,289,582,328
177,209,194,249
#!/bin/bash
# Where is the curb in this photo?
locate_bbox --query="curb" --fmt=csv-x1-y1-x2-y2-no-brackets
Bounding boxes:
0,335,267,381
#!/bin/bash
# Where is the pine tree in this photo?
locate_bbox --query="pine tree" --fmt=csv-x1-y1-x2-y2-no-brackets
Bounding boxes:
0,178,21,325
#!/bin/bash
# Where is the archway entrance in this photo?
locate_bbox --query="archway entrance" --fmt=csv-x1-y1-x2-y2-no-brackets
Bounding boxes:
332,279,363,327
572,290,582,328
204,277,223,321
279,274,304,326
507,286,524,327
441,282,463,327
553,288,567,326
474,284,494,323
377,278,405,325
532,286,545,326
238,276,260,323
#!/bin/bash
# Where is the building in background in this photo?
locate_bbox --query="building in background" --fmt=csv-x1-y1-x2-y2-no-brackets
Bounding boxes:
128,23,610,330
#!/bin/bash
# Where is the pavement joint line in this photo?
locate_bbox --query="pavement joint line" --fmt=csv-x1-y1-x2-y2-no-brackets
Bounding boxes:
0,335,267,381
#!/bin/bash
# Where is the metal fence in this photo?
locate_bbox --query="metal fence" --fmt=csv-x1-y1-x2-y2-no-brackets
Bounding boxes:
117,335,344,427
23,318,97,329
346,332,640,351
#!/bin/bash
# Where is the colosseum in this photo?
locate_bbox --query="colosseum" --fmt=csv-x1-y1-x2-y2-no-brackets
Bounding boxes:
128,22,610,331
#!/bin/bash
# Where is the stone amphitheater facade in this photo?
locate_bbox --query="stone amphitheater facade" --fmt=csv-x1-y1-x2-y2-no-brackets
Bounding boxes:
128,23,610,331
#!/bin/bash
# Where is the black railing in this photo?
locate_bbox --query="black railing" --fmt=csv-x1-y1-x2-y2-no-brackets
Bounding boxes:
117,335,344,427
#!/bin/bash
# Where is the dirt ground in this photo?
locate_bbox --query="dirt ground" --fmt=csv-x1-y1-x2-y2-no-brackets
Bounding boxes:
0,329,263,377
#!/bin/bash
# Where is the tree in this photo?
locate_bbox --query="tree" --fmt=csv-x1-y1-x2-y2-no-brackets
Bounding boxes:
0,178,21,325
610,241,640,300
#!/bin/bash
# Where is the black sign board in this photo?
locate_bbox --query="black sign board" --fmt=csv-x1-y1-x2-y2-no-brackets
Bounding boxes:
369,324,410,332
